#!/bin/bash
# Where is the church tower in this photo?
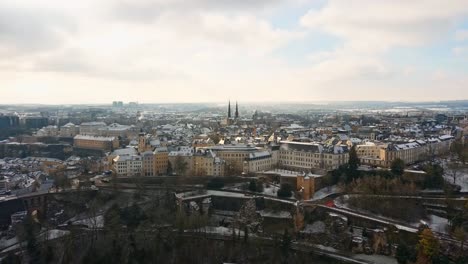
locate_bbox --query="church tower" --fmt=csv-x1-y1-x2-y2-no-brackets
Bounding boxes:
228,100,232,118
235,101,239,119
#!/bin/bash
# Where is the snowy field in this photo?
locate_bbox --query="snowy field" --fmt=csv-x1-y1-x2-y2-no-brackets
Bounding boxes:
309,185,341,201
444,167,468,192
263,184,279,196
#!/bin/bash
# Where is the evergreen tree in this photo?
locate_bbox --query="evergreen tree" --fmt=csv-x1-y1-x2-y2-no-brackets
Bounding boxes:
248,180,257,192
347,145,360,182
396,243,416,264
391,158,405,177
280,229,291,263
277,183,292,198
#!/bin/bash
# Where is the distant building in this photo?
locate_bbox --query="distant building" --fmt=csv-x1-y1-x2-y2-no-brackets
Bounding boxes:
22,117,49,129
112,101,124,107
98,123,136,138
79,122,107,135
60,123,80,137
74,135,119,151
0,115,19,129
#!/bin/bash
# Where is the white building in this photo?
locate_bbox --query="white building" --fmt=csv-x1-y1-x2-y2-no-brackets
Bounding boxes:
60,123,80,137
79,122,107,135
113,155,143,177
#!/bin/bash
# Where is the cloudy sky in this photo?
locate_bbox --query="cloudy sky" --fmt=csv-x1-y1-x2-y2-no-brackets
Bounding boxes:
1,0,468,104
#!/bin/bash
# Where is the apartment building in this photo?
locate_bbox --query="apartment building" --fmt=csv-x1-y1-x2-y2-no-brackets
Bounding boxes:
278,141,349,171
357,135,454,167
243,151,274,174
74,135,119,151
113,155,142,176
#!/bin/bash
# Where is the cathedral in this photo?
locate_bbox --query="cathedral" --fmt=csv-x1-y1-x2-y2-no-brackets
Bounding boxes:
225,100,239,125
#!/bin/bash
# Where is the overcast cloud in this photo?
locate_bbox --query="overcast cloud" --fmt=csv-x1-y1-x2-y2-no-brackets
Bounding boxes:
0,0,467,104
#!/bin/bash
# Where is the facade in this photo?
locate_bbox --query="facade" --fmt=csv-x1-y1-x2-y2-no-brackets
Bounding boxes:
74,135,119,151
0,115,19,129
79,122,107,135
168,147,194,176
243,151,274,174
36,125,59,137
98,123,137,138
22,117,49,129
193,149,225,176
60,123,80,137
207,144,258,174
113,155,142,176
153,147,169,176
278,141,349,171
357,135,455,167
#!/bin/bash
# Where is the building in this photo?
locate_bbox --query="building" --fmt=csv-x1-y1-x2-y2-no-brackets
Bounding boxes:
278,141,349,171
168,147,194,176
99,123,137,138
60,123,80,137
243,151,274,174
79,122,107,135
153,147,169,176
22,117,49,129
135,133,169,176
357,135,455,167
0,115,19,129
113,155,142,176
193,149,225,176
112,101,124,107
207,144,258,174
36,125,59,137
74,135,119,151
223,100,240,126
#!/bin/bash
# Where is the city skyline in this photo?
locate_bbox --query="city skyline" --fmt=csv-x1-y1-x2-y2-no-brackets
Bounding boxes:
1,0,468,104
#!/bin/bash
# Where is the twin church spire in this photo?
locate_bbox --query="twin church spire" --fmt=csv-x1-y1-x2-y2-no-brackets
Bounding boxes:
227,100,239,119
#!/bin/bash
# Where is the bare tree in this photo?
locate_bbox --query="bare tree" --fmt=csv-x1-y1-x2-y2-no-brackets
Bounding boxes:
447,162,460,185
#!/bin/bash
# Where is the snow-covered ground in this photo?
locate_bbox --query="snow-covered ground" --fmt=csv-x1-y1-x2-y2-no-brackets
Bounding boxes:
263,184,279,196
71,215,105,228
354,254,397,264
427,214,449,234
337,196,450,234
310,185,341,201
302,221,326,234
444,167,468,192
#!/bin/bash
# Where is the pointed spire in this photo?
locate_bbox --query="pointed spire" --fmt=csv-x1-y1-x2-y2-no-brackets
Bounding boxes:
228,100,231,118
235,101,239,119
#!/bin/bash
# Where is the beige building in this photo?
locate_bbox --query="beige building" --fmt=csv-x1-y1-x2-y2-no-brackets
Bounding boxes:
74,135,119,151
79,122,107,135
193,149,224,176
242,151,274,174
168,147,225,176
357,135,454,167
168,147,194,176
60,123,80,137
278,141,349,171
153,147,169,176
113,155,142,176
207,144,258,174
99,123,137,138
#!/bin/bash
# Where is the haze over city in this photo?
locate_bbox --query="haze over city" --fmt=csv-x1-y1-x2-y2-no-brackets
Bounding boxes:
1,0,468,104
